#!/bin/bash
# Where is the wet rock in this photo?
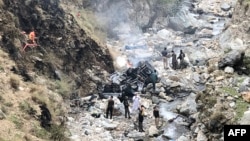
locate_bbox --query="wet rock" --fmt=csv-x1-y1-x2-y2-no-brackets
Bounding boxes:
220,3,231,11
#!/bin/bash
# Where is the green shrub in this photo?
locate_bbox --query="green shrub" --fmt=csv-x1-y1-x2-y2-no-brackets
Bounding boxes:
55,80,71,98
10,115,24,129
19,101,37,116
4,102,13,107
32,126,49,139
50,125,69,141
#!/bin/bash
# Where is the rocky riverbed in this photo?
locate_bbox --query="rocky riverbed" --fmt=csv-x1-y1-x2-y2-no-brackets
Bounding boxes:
66,0,250,140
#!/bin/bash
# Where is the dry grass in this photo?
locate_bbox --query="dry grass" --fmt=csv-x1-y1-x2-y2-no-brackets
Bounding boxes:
9,74,21,90
0,46,68,140
61,3,107,44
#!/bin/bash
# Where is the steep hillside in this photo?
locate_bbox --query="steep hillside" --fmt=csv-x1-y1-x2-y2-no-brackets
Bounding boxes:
0,48,69,141
0,0,115,141
0,0,114,95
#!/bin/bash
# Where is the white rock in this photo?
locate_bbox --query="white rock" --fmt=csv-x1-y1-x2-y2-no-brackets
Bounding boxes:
102,121,118,130
148,126,159,137
177,135,191,141
229,102,235,107
69,135,81,141
224,66,234,74
67,117,75,122
196,130,208,141
220,3,231,11
127,132,145,138
157,29,173,39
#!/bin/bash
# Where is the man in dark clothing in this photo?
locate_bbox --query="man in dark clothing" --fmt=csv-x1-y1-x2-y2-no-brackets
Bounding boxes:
153,106,160,128
39,103,52,129
150,70,158,92
171,51,178,70
123,96,131,119
138,105,145,132
178,50,185,69
106,96,114,119
161,47,168,69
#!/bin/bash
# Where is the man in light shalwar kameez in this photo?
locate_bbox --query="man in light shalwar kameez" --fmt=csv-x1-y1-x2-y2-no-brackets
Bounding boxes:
131,93,141,114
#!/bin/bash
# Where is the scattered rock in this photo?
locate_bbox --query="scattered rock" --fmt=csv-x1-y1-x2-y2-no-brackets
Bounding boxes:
239,110,250,124
229,102,235,108
148,126,160,137
224,66,234,74
177,135,191,141
218,50,244,69
220,3,231,11
197,130,208,141
152,96,160,104
102,120,118,130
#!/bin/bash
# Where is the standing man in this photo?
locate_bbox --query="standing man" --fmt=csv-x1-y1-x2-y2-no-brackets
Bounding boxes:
123,96,131,119
161,47,168,69
178,50,185,69
153,106,160,128
138,105,145,132
171,51,178,70
150,70,158,92
106,96,114,119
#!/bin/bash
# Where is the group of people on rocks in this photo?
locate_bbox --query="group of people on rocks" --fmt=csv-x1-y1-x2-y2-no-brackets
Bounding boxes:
106,93,161,132
161,47,186,70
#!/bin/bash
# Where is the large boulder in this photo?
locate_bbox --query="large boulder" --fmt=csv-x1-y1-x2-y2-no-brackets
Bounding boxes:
168,8,200,31
218,50,244,69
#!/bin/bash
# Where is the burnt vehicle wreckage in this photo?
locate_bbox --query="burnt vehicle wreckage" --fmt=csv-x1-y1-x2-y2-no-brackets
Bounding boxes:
99,61,157,99
67,61,158,114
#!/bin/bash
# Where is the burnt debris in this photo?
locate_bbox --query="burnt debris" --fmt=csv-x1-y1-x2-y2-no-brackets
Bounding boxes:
102,61,156,98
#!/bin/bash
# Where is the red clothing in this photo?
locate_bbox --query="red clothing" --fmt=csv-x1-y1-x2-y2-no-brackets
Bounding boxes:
29,31,35,43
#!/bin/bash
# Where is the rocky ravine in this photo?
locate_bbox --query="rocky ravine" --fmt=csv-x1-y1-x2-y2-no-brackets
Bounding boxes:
66,0,250,141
